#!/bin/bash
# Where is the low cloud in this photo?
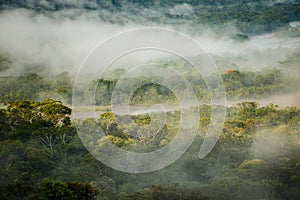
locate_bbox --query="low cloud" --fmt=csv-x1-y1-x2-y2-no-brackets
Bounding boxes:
0,7,298,76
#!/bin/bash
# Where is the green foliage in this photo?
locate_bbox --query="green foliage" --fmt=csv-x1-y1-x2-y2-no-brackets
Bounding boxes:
0,67,291,105
151,184,207,200
0,0,299,199
0,72,73,104
1,99,300,199
91,68,287,105
238,159,269,180
119,190,151,200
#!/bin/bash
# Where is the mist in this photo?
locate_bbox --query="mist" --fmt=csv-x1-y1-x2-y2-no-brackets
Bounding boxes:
0,7,299,77
0,9,127,75
0,2,300,199
0,4,299,112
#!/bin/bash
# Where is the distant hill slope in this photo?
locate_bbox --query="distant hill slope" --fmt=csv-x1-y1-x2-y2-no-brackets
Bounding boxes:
0,0,299,34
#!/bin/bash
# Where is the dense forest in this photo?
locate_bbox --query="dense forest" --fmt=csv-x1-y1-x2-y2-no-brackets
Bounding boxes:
1,99,300,199
0,68,299,199
2,56,299,199
0,68,293,105
0,0,300,199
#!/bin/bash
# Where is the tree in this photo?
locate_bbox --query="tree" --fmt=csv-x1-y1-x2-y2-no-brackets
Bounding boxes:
33,127,57,156
238,159,269,180
36,179,99,200
0,109,10,140
54,71,73,104
100,112,116,135
36,99,71,127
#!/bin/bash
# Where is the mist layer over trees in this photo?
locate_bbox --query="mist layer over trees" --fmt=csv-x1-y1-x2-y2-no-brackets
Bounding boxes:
0,0,300,199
